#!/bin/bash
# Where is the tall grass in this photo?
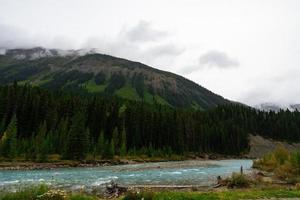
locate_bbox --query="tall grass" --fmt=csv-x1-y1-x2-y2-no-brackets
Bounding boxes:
0,185,48,200
0,185,98,200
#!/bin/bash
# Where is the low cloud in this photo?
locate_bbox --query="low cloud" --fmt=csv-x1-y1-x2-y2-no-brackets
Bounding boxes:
0,21,184,69
179,50,239,74
123,21,168,43
199,50,239,69
83,21,185,68
178,65,199,74
0,24,34,48
144,43,184,57
0,24,78,50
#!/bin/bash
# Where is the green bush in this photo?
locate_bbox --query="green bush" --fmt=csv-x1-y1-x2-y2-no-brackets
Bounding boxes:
291,152,300,169
273,145,289,165
227,173,250,188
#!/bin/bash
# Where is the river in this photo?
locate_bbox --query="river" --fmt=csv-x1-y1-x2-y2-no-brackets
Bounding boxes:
0,159,252,193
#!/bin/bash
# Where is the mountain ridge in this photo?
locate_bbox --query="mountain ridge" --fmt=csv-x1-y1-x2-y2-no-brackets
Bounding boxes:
0,47,229,109
256,103,300,112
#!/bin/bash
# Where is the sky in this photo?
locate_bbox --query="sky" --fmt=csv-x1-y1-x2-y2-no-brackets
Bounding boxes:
0,0,300,106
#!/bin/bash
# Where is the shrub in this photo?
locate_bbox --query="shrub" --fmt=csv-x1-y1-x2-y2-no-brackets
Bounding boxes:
291,152,300,169
227,173,250,188
253,146,300,182
261,154,277,171
273,145,289,165
253,146,290,172
274,162,293,179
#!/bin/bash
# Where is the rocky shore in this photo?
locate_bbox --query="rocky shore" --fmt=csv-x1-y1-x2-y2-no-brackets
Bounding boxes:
0,154,247,170
0,160,129,170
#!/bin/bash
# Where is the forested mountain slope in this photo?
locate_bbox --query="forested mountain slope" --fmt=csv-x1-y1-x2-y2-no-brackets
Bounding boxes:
0,47,229,109
1,84,300,160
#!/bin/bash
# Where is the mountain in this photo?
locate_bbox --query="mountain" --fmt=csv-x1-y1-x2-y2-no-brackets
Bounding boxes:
256,103,300,112
0,47,229,109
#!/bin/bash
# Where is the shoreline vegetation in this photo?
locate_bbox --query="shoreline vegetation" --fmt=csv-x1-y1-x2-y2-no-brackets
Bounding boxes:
2,184,300,200
253,145,300,184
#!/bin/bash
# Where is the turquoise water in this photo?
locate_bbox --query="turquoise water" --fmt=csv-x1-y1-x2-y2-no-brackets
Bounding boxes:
0,159,252,192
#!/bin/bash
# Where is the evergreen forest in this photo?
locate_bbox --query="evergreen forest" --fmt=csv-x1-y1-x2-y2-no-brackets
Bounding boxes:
1,83,300,160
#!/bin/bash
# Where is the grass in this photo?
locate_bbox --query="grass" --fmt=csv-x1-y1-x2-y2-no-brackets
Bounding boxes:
83,80,107,93
115,84,141,101
138,91,171,107
143,91,155,104
0,185,99,200
0,185,48,200
3,186,300,200
123,189,300,200
191,101,204,110
153,94,171,106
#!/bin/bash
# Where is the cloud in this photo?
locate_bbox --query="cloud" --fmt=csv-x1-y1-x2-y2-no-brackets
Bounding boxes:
179,65,199,74
0,24,78,50
199,50,239,69
123,21,168,43
0,24,34,48
0,21,184,70
147,43,184,56
179,50,239,74
83,21,184,68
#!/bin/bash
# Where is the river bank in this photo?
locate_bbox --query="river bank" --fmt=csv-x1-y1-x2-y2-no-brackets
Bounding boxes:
0,153,249,170
2,184,300,200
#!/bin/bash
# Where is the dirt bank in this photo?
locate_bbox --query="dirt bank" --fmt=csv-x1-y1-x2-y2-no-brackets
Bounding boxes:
248,134,300,158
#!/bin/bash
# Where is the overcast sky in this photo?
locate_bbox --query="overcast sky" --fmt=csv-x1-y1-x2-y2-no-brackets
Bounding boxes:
0,0,299,106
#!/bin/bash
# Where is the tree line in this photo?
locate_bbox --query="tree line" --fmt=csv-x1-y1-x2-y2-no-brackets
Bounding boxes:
0,83,299,160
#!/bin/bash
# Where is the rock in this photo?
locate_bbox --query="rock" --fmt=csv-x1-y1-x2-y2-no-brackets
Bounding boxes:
105,181,127,198
248,134,300,158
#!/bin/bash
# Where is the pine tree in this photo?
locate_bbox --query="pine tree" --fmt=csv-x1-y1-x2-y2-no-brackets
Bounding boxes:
85,128,91,153
96,130,105,157
35,121,47,161
57,118,69,154
0,115,17,158
103,140,113,159
112,127,119,154
0,117,6,136
120,127,127,157
65,111,88,160
110,137,115,157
